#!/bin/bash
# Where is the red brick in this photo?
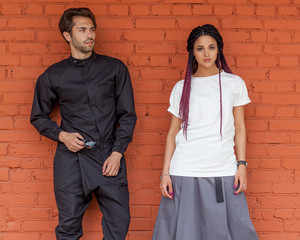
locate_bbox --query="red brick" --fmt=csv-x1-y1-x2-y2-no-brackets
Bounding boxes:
151,5,171,15
249,170,293,182
10,169,32,182
98,18,133,29
256,6,275,16
0,144,8,156
214,5,233,15
22,220,56,232
193,4,213,15
248,133,288,144
8,207,28,219
208,0,246,2
279,57,299,67
44,4,65,15
0,81,33,92
172,4,192,16
236,6,255,15
134,81,164,92
255,107,275,118
253,82,292,93
25,4,43,15
108,5,128,16
8,18,49,28
276,107,295,118
273,184,300,194
267,32,292,43
222,19,262,29
0,194,37,207
150,56,169,66
251,31,267,42
262,95,300,105
283,159,300,169
178,18,218,29
1,233,42,240
9,42,48,54
0,55,20,66
226,43,261,55
0,168,9,181
100,43,133,54
0,118,14,130
269,70,300,81
8,144,52,157
136,19,175,28
124,30,164,41
129,56,148,67
284,220,300,232
165,0,204,2
130,5,150,16
265,20,300,30
20,55,41,66
129,218,152,231
0,131,40,142
236,56,256,67
259,234,299,240
278,6,298,16
268,146,300,156
136,44,176,54
2,4,22,15
253,220,282,232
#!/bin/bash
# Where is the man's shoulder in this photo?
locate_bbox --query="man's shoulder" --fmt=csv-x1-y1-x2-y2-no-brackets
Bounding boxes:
95,54,126,68
43,58,69,76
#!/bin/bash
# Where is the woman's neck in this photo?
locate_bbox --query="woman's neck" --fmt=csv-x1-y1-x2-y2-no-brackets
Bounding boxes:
193,66,220,77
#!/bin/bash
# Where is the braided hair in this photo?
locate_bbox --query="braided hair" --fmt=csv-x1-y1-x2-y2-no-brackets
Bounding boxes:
179,24,232,139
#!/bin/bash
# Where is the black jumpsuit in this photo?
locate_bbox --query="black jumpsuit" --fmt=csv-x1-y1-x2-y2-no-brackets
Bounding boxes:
30,51,137,240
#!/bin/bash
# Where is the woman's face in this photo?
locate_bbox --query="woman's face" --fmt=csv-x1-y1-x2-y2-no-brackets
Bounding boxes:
193,35,218,71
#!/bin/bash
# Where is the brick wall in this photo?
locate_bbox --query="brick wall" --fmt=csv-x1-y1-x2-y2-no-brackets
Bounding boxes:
0,0,300,239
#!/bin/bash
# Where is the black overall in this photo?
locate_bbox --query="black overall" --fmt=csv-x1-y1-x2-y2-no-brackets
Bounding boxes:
30,52,137,240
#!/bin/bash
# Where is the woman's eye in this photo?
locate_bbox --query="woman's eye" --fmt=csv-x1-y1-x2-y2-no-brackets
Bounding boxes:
197,48,203,51
210,46,215,50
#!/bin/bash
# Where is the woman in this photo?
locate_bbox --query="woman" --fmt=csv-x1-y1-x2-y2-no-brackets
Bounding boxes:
152,24,259,240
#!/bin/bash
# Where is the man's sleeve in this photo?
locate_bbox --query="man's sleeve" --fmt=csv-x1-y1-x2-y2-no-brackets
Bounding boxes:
30,72,63,141
112,63,137,155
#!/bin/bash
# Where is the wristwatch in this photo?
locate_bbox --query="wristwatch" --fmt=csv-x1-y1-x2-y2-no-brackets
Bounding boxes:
237,160,248,167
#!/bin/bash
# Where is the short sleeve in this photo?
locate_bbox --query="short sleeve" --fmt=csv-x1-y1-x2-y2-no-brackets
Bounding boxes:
233,76,251,107
167,81,183,118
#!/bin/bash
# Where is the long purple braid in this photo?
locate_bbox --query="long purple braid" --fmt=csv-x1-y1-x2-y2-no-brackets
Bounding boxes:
179,50,193,139
179,24,232,139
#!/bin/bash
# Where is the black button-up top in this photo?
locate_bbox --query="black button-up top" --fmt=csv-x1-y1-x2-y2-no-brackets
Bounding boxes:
30,52,136,155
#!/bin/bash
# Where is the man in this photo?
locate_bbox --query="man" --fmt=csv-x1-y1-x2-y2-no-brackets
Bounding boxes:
30,8,136,240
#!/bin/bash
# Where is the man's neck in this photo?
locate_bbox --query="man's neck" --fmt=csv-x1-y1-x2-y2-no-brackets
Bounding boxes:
71,49,93,60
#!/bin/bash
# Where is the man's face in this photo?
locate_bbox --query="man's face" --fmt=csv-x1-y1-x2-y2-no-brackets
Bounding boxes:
65,16,96,56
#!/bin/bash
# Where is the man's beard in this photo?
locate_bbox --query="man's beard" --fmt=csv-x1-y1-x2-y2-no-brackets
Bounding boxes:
72,38,94,53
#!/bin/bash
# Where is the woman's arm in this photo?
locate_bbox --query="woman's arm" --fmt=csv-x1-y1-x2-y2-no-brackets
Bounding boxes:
233,106,248,194
160,114,181,199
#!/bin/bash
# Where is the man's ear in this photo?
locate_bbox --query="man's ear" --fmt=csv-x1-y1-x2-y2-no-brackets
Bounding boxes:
63,31,71,43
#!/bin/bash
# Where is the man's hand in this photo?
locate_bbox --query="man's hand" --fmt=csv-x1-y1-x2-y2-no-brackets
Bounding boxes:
59,131,84,152
102,151,122,176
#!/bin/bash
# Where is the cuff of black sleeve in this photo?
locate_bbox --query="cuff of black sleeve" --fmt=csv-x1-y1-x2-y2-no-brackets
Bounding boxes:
112,144,127,156
53,128,63,142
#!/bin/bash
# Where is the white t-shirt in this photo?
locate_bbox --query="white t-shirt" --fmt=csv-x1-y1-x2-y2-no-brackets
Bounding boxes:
168,72,251,177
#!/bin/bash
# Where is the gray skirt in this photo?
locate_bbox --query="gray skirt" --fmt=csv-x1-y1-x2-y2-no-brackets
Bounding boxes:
152,176,259,240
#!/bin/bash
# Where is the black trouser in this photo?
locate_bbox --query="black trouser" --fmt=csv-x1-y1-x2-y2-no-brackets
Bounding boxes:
53,142,130,240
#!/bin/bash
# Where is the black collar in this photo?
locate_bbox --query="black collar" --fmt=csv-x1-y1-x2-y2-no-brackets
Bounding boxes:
69,51,97,66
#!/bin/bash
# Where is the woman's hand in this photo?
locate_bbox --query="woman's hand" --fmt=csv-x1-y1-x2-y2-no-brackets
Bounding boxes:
234,165,247,195
160,175,174,199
